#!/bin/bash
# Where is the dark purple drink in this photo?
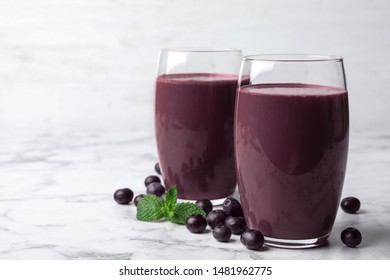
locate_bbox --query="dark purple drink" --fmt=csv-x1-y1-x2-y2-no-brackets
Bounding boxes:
155,73,238,200
235,83,349,241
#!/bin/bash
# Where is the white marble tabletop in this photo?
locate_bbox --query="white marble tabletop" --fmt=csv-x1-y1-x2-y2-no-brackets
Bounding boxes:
0,120,389,260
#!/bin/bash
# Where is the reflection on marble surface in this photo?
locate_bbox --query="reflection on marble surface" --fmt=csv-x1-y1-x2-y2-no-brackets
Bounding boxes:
1,122,389,260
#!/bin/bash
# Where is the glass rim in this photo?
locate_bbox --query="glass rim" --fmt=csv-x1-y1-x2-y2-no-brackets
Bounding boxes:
160,47,242,53
243,54,343,62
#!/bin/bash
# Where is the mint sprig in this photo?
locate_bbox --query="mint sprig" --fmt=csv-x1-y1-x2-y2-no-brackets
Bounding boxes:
136,186,206,224
169,202,206,224
136,195,164,221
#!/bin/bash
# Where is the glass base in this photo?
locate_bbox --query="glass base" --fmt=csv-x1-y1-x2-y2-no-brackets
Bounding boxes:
177,197,227,206
264,233,330,249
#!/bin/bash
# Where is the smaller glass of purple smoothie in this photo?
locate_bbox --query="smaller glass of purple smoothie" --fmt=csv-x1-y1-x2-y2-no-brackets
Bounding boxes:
155,48,242,204
235,54,349,248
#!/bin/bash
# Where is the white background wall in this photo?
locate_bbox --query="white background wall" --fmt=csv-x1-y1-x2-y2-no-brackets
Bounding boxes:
1,0,389,130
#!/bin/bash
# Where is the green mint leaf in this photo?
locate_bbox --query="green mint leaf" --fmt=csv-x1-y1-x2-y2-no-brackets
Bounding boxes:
136,195,164,222
162,205,175,220
164,186,177,211
168,202,206,224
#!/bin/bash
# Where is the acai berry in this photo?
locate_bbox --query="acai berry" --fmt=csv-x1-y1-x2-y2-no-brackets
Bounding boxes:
207,210,227,229
212,225,232,242
223,197,243,217
241,230,264,250
146,182,166,197
341,197,361,214
196,199,213,215
341,227,362,247
185,214,207,233
113,188,134,205
144,175,161,187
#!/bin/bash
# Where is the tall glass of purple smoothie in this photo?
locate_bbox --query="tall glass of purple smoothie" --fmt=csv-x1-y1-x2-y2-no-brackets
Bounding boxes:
235,54,349,248
155,49,242,203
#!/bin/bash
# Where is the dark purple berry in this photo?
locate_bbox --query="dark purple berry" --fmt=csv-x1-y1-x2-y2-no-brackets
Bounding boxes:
223,197,243,217
212,225,232,242
241,230,264,250
206,210,227,229
113,188,134,205
341,227,362,247
144,175,161,187
133,194,145,206
146,182,166,197
195,199,213,215
154,162,161,175
225,216,247,235
341,197,361,214
185,214,207,233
